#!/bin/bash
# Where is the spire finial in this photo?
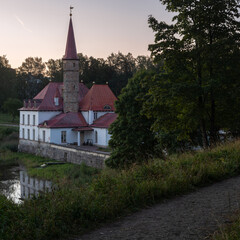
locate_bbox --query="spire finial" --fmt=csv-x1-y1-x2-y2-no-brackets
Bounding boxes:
70,6,74,17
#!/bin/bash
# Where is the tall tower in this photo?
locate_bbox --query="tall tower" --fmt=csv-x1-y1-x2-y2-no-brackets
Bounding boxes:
63,9,79,113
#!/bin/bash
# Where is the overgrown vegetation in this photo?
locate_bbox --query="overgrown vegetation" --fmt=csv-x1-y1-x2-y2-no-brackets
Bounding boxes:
2,140,240,240
0,126,19,153
212,213,240,240
0,113,19,124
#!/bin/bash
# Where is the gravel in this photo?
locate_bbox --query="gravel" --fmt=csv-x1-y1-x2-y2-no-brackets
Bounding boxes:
74,176,240,240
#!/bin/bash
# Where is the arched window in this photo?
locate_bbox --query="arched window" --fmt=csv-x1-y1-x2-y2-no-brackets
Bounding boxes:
95,131,98,143
103,105,111,110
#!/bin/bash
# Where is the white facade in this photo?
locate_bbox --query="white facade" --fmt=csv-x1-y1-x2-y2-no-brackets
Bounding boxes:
93,128,111,147
50,128,78,145
19,111,61,141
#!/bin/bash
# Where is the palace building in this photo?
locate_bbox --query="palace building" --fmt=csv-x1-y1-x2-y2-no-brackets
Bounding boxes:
19,13,117,148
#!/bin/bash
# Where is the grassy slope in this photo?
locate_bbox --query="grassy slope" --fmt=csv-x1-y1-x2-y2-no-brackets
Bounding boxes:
2,140,240,240
0,113,19,124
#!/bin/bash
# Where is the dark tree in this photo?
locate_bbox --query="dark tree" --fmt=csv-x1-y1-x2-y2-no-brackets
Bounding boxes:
3,98,22,121
0,56,16,109
144,0,240,150
17,57,49,100
46,59,63,82
106,70,158,168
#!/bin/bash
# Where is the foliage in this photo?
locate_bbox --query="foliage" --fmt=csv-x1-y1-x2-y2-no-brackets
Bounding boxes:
78,52,154,96
0,126,19,154
16,57,49,100
212,211,240,240
46,59,63,82
0,113,19,124
106,70,161,168
144,0,240,151
3,98,22,121
0,56,17,109
2,140,240,239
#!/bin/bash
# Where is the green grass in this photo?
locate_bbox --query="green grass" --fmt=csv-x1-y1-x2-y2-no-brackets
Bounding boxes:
97,146,112,153
0,151,100,185
212,211,240,239
0,126,19,153
0,113,19,124
2,140,240,239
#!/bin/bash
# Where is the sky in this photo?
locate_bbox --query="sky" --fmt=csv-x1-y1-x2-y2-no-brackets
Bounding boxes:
0,0,174,69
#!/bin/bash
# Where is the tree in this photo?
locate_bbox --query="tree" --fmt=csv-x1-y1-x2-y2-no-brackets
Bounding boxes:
3,98,22,121
46,59,63,82
17,57,46,76
107,52,137,96
144,0,240,150
0,56,16,109
17,57,49,100
106,70,158,168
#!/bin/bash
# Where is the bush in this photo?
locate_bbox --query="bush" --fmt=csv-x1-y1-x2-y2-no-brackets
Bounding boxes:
2,140,240,239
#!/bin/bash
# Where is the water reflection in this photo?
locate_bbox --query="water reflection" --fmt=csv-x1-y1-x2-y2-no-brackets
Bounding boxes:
20,171,52,200
0,166,52,203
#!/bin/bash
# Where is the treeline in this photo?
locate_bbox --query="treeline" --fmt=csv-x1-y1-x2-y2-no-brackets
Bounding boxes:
106,0,240,168
0,52,154,110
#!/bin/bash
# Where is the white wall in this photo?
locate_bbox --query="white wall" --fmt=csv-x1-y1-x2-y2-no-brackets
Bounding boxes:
19,110,61,141
82,111,89,124
39,128,50,143
38,111,61,125
50,128,78,145
92,128,109,147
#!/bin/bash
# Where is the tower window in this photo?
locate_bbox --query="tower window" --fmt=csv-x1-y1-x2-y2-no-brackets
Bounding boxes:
73,63,75,67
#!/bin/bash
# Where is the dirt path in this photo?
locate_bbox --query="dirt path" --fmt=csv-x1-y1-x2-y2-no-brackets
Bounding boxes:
74,176,240,240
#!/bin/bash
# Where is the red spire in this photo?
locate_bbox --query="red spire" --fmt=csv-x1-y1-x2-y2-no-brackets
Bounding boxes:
63,17,78,60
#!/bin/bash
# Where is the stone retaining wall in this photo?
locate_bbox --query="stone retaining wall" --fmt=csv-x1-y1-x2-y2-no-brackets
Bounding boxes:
18,139,109,169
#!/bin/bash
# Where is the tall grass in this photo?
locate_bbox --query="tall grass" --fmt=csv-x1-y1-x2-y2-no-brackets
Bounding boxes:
0,126,19,153
0,113,19,124
2,140,240,240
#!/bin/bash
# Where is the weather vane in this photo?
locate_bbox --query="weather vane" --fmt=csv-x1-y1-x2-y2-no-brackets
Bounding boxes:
70,6,74,17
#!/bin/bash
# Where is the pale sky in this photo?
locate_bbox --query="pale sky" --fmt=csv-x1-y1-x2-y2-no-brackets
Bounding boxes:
0,0,174,68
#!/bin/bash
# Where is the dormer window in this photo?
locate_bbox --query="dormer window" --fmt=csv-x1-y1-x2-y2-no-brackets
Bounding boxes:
54,97,59,106
104,105,111,110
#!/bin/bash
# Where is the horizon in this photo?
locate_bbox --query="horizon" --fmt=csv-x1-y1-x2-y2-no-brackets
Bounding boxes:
0,0,174,69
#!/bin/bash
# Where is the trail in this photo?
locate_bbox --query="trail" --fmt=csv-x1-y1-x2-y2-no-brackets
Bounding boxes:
74,176,240,240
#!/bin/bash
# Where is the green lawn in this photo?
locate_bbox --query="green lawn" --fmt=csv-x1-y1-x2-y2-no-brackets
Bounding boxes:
2,140,240,240
0,113,19,124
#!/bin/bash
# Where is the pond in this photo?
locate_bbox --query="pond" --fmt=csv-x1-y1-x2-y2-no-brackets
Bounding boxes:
0,165,52,204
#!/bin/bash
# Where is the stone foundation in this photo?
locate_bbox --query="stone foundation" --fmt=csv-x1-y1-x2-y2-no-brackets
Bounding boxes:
18,139,109,169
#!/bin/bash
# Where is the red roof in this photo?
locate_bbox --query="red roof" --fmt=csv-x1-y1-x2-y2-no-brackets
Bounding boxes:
19,82,89,111
73,126,93,131
79,85,117,111
91,113,117,128
63,17,78,60
39,112,88,128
